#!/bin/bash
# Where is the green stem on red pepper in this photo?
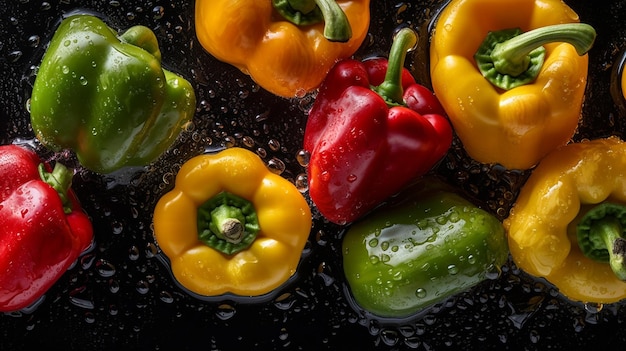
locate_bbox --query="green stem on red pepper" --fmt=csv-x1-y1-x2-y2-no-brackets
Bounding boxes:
577,202,626,281
373,27,417,106
272,0,352,42
475,23,596,90
38,163,73,214
197,192,260,255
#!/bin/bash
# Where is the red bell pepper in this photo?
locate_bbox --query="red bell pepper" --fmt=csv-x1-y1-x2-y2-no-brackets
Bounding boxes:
303,27,453,224
0,145,93,312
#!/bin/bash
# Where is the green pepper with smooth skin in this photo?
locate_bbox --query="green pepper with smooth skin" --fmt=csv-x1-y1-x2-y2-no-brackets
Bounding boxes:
342,178,508,318
30,14,196,174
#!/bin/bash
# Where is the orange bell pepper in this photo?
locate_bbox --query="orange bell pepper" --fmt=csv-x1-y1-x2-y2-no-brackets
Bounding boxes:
195,0,370,98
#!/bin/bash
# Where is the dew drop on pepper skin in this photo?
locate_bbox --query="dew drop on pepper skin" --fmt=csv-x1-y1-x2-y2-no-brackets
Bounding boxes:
295,173,308,192
415,288,427,299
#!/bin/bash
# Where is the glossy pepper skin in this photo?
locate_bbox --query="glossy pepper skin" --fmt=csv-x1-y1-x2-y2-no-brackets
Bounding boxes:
343,177,508,318
0,145,93,312
153,147,312,297
429,0,594,170
304,28,453,225
30,14,196,174
505,137,626,304
195,0,370,98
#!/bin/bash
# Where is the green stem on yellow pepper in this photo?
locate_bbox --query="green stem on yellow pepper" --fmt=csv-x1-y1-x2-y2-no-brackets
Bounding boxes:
475,23,596,90
577,202,626,281
198,192,260,255
272,0,352,42
373,27,417,106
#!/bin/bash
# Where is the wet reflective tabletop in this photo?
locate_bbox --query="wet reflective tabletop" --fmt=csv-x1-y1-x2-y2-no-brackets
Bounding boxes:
2,0,626,349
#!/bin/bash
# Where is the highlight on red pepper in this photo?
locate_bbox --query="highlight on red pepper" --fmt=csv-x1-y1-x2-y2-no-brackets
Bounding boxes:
194,0,370,97
429,0,596,170
0,145,93,312
504,137,626,304
303,27,453,225
152,147,312,298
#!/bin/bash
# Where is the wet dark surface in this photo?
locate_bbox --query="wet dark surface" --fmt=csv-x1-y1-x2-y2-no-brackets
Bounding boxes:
2,0,626,350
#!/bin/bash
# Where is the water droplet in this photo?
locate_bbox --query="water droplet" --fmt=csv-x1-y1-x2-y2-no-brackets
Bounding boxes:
96,259,116,278
80,253,96,269
8,50,23,63
136,280,149,294
255,110,269,122
267,157,285,175
242,135,255,148
216,304,236,320
295,173,308,192
145,243,158,258
368,238,379,247
584,302,603,314
109,279,120,293
159,291,174,303
28,35,40,48
296,149,310,167
84,312,96,324
128,245,140,261
447,264,459,275
152,5,165,20
415,288,427,298
268,139,280,151
111,220,123,234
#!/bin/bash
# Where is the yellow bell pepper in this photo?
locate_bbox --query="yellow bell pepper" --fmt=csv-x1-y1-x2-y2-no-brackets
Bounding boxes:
195,0,370,98
504,137,626,304
153,147,312,297
429,0,596,170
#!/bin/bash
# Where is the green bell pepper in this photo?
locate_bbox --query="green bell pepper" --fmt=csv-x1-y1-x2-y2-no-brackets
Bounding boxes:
30,14,196,174
342,178,509,318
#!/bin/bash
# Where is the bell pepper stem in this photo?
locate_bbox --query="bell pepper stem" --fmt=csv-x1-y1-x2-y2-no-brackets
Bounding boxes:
577,203,626,281
313,0,352,42
210,204,245,244
590,218,626,281
38,163,73,214
197,192,260,255
272,0,352,42
374,27,417,106
491,23,596,76
475,23,596,90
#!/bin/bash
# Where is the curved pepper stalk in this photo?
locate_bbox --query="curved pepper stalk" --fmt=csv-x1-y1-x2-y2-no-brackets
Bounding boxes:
272,0,352,42
475,23,596,90
577,203,626,281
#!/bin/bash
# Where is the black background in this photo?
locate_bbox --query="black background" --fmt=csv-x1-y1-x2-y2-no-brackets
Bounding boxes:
2,0,626,350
